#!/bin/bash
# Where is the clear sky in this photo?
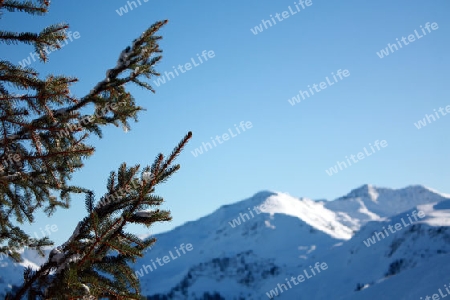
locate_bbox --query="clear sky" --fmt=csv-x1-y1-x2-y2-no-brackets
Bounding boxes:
2,0,449,245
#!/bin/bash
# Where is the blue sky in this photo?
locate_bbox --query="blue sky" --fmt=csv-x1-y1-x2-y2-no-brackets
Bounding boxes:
2,0,449,245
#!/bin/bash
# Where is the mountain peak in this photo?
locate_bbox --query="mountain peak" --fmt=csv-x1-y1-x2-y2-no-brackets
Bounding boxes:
250,190,276,200
342,184,447,200
340,184,379,202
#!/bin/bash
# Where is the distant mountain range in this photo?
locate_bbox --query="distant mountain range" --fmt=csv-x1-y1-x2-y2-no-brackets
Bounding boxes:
1,184,450,299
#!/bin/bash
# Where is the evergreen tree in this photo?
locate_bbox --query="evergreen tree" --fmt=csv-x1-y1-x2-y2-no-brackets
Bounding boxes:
0,1,191,298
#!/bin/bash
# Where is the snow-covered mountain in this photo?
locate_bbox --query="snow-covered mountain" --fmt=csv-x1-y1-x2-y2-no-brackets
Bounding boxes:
1,184,450,299
0,248,51,298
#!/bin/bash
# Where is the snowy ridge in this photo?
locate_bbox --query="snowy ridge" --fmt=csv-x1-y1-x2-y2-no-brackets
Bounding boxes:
259,192,353,239
324,184,449,230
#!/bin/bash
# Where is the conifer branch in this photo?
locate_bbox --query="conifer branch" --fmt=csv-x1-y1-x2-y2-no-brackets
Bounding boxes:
1,1,191,297
8,132,192,298
0,0,49,15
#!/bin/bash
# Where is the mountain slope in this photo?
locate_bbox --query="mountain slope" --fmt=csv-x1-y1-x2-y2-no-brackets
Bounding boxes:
310,199,450,299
